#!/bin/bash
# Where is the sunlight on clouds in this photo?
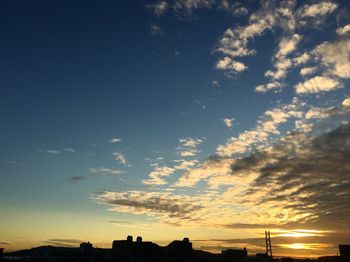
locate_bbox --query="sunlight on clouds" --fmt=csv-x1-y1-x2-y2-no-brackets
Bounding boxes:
295,76,342,94
275,229,329,238
337,24,350,36
279,243,333,250
300,2,337,18
300,66,317,76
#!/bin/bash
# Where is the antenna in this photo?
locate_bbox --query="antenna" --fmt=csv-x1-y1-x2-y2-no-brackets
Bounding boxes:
265,230,273,257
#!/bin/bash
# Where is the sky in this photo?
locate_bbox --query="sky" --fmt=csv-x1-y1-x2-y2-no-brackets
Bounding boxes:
1,0,350,258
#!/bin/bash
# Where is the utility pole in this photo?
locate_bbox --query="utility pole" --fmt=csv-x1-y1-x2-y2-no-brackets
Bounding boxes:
265,230,273,257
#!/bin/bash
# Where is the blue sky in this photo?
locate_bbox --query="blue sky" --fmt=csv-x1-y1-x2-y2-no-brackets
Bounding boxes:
1,0,350,257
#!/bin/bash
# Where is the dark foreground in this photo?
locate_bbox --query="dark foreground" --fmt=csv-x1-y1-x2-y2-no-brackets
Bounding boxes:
1,237,348,262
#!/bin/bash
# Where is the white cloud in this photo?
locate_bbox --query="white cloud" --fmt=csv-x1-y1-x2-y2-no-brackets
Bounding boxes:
63,148,76,153
147,1,169,16
143,166,175,185
112,152,127,165
255,81,282,93
212,80,219,87
43,149,61,154
176,137,203,157
295,76,342,94
336,24,350,36
216,57,247,73
217,99,303,157
258,34,302,93
143,158,199,185
173,0,215,15
276,34,302,58
90,167,124,175
313,40,350,79
293,52,311,65
300,66,317,76
110,137,122,143
305,106,340,120
300,1,337,18
223,118,234,128
150,24,163,36
342,97,350,109
215,0,299,76
219,1,248,17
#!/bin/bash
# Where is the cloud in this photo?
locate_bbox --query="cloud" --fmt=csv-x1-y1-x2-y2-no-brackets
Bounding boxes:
215,0,297,76
295,76,342,94
95,105,350,233
176,137,203,157
42,149,61,154
276,34,302,58
63,148,76,153
337,24,350,35
150,24,163,36
216,57,247,73
175,157,233,187
255,81,283,93
293,52,311,65
229,121,350,230
69,176,85,182
112,152,127,165
300,66,317,76
93,191,203,221
305,106,341,120
90,167,124,175
313,40,350,79
219,1,248,17
142,166,175,185
223,118,234,128
173,0,215,16
110,137,122,143
146,1,169,16
299,1,337,18
217,99,303,157
257,33,302,93
143,159,199,185
343,97,350,109
212,80,219,87
44,239,82,247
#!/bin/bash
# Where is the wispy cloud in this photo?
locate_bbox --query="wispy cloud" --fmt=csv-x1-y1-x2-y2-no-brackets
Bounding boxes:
176,137,203,157
43,239,82,247
69,176,85,182
63,148,76,153
90,167,125,175
150,24,163,36
92,191,203,221
217,99,303,157
223,117,234,128
112,152,127,165
300,66,317,76
110,137,122,143
146,1,169,16
42,149,61,154
337,24,350,35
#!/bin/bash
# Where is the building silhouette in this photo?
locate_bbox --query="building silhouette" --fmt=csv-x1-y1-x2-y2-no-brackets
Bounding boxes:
339,245,350,262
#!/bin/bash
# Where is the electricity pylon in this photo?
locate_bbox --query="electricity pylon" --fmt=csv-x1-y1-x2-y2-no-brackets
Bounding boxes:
265,230,273,257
